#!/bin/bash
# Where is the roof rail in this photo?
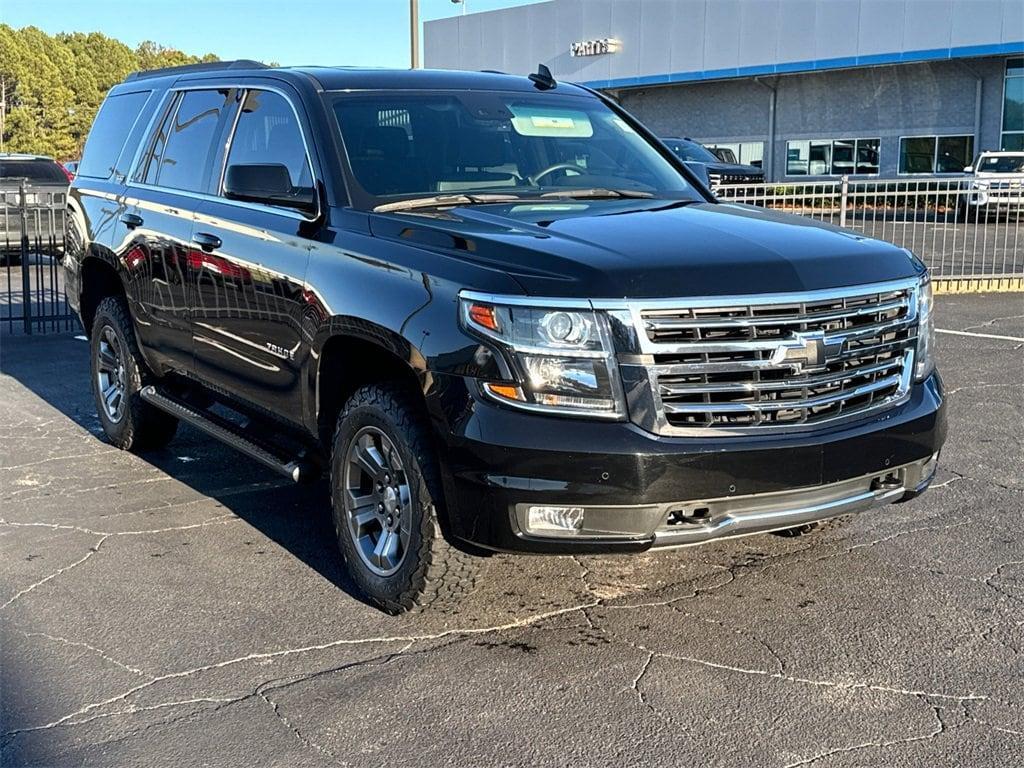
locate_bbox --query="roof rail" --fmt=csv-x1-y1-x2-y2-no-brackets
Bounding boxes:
125,59,269,82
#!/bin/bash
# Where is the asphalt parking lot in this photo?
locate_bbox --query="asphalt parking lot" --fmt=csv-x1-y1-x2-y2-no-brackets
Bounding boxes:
1,293,1022,767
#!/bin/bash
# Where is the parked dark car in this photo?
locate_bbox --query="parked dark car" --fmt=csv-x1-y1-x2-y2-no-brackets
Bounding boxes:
660,137,764,188
1,154,69,264
66,62,944,613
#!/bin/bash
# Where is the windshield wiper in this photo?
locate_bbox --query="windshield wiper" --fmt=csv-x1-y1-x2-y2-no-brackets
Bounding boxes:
373,193,522,213
538,188,655,200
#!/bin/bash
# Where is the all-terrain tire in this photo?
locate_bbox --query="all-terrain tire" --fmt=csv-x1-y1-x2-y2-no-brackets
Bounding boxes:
330,383,476,614
90,295,178,451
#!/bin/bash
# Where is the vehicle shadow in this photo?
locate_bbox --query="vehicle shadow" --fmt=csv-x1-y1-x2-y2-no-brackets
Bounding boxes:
1,332,377,610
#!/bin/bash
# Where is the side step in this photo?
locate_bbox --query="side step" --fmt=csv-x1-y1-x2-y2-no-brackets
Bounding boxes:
140,386,316,483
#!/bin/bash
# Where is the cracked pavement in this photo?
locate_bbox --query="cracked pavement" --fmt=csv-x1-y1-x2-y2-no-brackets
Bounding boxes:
1,294,1022,767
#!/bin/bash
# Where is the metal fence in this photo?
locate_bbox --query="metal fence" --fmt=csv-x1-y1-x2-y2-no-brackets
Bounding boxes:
1,182,77,335
0,175,1021,336
716,175,1023,280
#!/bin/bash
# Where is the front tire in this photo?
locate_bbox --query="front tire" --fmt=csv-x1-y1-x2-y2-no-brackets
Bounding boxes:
90,296,178,451
330,384,475,614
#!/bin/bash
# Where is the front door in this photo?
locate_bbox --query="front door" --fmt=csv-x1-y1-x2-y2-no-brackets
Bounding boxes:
189,87,318,421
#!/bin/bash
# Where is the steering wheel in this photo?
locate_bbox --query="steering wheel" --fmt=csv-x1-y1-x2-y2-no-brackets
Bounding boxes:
529,162,588,186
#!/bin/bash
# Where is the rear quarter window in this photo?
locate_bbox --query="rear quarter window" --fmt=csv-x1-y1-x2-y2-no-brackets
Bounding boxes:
0,159,67,184
78,90,152,180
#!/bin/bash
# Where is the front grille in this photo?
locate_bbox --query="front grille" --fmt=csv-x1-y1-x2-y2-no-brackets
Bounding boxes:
633,282,918,434
708,172,763,188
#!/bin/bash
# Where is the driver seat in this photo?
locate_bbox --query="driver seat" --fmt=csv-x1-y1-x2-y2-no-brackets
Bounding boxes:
437,130,518,192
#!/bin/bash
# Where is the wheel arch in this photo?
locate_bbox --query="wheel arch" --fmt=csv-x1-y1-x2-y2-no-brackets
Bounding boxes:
79,255,128,339
313,325,433,450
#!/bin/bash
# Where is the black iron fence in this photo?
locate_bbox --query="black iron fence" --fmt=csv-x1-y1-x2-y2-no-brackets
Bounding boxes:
1,181,78,335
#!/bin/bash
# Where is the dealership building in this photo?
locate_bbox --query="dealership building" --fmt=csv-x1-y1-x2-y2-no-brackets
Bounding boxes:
424,0,1024,181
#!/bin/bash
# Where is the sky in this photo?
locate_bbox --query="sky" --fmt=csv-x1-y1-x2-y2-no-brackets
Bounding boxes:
2,0,544,68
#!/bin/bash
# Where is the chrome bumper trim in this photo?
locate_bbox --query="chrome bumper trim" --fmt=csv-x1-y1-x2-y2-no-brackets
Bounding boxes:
651,455,938,548
514,455,938,546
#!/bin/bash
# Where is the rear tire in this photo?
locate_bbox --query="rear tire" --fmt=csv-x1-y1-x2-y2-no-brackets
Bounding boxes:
330,383,475,614
90,296,178,451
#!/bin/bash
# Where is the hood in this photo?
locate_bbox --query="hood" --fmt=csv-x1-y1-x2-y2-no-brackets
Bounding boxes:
706,162,764,176
368,199,922,299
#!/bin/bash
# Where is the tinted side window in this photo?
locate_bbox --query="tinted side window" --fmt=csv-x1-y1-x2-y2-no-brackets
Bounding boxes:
78,91,151,179
224,90,312,190
150,89,232,192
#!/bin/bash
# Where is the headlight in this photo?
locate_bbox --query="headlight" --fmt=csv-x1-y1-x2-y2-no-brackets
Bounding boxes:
914,275,935,381
459,293,625,418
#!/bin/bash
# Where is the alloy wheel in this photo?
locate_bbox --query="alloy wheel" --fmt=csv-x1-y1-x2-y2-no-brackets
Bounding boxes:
96,325,127,423
343,426,413,576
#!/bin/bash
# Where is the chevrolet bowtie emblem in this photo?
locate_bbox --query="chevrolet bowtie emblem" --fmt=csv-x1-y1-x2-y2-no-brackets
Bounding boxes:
771,331,843,373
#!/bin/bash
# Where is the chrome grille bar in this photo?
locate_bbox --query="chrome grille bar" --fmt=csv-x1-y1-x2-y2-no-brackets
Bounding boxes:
661,374,902,414
642,296,909,331
617,278,921,436
658,358,904,395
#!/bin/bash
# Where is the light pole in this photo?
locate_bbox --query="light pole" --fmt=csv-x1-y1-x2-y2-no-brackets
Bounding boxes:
409,0,419,69
1,78,6,154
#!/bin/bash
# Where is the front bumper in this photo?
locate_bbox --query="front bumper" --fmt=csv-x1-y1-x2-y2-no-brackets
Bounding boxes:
437,372,946,554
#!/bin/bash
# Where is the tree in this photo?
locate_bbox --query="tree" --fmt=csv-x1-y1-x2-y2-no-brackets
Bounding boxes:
0,25,219,159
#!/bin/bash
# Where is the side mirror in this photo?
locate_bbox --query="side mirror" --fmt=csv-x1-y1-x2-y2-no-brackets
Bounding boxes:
963,166,973,173
224,164,317,215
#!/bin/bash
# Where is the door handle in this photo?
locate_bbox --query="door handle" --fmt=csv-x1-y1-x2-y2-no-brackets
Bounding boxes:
120,213,144,229
193,233,222,252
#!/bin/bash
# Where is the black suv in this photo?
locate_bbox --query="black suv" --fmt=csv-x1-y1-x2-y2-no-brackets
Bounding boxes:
659,137,764,188
66,62,945,613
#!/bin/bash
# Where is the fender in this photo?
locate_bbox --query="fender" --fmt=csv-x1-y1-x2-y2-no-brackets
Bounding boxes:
300,215,525,438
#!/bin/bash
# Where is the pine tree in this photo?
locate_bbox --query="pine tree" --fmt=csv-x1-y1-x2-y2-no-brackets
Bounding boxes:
0,24,219,159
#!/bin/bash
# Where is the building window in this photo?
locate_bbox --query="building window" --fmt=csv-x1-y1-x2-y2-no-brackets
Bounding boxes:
1003,57,1024,151
898,135,974,174
785,138,879,176
704,141,764,168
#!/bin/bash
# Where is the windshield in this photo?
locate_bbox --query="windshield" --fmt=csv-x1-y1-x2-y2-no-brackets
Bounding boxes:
661,138,720,164
977,154,1024,173
329,91,699,208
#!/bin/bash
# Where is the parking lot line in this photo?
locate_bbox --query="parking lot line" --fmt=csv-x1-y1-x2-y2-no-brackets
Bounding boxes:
936,328,1024,342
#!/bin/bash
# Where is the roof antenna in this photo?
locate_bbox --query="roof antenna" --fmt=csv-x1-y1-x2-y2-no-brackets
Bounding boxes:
529,63,556,90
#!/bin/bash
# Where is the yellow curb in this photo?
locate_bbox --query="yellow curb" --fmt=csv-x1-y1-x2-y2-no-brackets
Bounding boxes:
934,277,1024,294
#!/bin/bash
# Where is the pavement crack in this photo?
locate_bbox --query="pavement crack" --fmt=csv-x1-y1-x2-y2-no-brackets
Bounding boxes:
962,313,1024,333
0,600,600,742
654,651,986,704
943,382,1018,396
669,610,787,674
782,702,950,767
0,514,241,540
0,534,108,612
628,649,658,713
810,518,973,563
15,628,148,677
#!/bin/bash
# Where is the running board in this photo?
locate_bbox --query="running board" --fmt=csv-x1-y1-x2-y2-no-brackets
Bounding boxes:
140,385,316,483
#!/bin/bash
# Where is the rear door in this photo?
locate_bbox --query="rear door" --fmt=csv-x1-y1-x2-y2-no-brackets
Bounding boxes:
189,85,318,421
114,87,236,373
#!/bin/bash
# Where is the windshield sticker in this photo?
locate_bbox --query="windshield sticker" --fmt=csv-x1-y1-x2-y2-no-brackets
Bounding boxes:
510,105,593,138
611,117,636,134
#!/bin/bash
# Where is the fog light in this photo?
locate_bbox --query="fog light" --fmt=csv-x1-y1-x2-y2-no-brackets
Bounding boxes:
527,505,585,535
